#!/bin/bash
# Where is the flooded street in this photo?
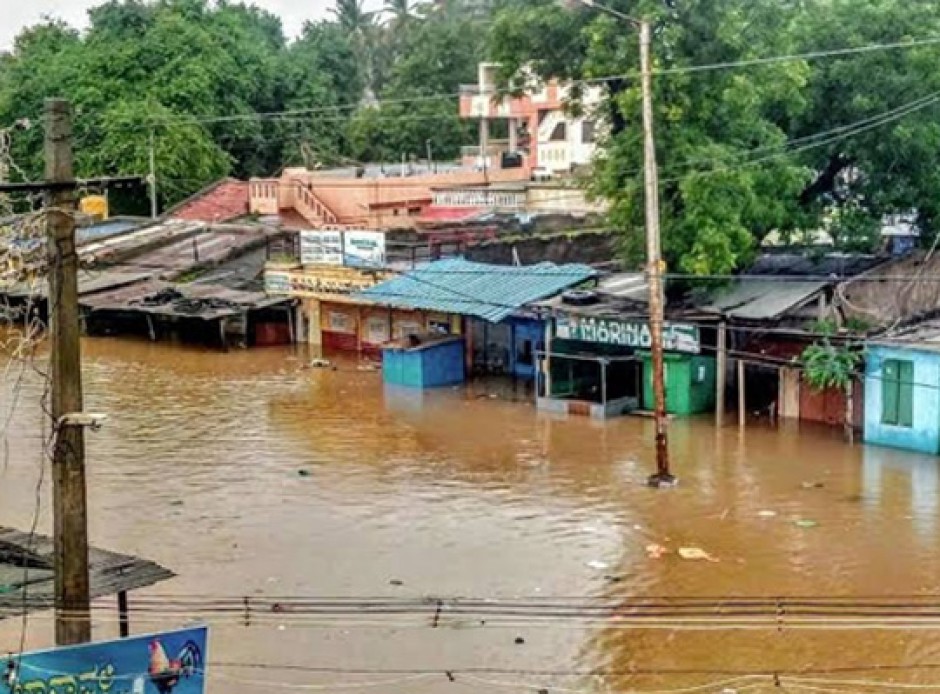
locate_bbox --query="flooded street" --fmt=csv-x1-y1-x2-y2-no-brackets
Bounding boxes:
2,337,940,692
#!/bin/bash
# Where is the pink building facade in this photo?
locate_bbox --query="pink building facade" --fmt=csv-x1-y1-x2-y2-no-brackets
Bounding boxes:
458,63,602,175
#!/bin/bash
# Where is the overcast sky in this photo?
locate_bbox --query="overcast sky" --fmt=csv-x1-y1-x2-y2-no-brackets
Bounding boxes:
0,0,383,51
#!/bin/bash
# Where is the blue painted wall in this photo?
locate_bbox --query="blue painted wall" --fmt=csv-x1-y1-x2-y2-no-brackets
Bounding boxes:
383,338,465,388
509,318,544,380
865,345,940,454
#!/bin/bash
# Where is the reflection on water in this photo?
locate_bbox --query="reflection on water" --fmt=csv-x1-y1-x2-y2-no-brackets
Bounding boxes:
863,446,940,540
0,337,939,692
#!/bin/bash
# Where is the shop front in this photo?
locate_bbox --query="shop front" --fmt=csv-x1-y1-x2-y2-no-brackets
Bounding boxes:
537,312,705,419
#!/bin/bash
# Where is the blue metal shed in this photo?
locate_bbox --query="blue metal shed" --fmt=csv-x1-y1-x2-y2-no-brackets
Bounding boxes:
382,335,466,389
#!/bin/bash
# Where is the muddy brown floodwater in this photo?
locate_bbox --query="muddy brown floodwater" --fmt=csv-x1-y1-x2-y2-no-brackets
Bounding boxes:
2,337,940,693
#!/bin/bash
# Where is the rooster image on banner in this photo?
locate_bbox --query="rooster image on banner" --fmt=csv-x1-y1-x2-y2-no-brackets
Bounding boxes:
1,626,208,694
148,638,203,694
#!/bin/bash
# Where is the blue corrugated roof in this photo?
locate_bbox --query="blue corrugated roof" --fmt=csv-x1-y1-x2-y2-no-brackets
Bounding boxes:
355,258,597,323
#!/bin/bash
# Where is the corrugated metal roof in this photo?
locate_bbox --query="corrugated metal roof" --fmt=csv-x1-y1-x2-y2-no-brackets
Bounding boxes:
871,320,940,353
0,526,173,619
700,279,828,320
81,280,289,320
355,258,596,323
597,273,648,301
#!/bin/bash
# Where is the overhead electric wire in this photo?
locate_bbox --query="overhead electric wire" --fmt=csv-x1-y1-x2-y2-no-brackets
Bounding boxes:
589,34,940,81
63,33,940,134
16,653,940,693
153,84,940,194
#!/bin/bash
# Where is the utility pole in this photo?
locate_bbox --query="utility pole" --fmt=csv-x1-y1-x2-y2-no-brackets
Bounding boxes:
148,130,158,219
638,20,673,487
570,1,674,486
45,98,92,646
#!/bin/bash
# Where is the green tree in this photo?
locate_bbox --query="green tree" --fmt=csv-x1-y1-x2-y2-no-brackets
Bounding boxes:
384,0,417,26
348,9,481,162
490,0,813,275
277,21,364,166
81,100,230,207
331,0,376,35
0,0,287,202
788,0,940,246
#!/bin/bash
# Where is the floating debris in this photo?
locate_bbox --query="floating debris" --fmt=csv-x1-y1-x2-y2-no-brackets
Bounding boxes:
678,547,719,562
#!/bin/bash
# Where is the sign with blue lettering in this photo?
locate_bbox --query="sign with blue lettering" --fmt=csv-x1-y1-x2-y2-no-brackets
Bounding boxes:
555,315,700,354
1,627,207,694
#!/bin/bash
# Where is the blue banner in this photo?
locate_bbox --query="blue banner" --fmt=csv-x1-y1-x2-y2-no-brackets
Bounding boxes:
2,626,207,694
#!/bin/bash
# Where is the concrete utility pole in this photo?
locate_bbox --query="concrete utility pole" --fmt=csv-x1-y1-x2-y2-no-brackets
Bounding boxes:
571,0,674,486
45,98,92,646
638,19,673,487
148,129,158,219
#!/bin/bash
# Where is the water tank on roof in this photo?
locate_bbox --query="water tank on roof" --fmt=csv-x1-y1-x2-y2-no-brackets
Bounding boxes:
561,290,599,306
79,195,108,221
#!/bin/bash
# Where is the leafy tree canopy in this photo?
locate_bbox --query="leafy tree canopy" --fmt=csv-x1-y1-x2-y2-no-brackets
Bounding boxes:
489,0,940,273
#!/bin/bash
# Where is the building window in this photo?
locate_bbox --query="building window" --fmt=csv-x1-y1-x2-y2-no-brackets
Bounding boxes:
396,321,422,339
582,120,596,144
882,358,914,427
366,317,389,344
328,311,351,333
549,122,567,142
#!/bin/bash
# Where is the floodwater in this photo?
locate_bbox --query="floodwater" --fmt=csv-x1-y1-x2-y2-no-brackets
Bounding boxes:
1,337,940,693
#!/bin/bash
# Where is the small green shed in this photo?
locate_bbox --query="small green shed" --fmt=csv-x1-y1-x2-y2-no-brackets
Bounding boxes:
640,352,716,415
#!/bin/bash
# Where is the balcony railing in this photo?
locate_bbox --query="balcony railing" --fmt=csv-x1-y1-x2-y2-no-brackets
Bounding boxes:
460,140,511,158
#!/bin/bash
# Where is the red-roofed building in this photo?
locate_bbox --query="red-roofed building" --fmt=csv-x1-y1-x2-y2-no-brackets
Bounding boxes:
167,178,249,223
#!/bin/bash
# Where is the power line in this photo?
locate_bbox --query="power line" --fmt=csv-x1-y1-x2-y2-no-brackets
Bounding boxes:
60,34,940,134
588,35,940,82
148,86,940,204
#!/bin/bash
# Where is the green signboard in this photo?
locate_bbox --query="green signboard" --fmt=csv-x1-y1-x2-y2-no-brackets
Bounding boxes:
554,315,700,354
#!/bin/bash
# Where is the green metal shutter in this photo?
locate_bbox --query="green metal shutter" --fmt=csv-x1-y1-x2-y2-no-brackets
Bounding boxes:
899,360,914,428
882,359,899,425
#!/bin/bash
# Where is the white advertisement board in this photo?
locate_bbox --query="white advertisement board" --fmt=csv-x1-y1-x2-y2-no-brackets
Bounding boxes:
300,230,343,266
343,230,386,269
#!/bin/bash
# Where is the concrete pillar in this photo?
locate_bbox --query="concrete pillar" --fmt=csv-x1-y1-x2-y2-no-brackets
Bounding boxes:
479,119,490,168
508,118,518,152
716,322,727,427
307,299,322,346
543,319,553,398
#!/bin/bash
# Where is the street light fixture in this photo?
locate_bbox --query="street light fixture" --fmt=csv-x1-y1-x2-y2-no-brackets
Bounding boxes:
565,0,674,487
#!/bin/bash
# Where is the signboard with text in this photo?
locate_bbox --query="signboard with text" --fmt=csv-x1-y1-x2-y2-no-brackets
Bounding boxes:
343,230,386,269
300,230,343,266
264,268,388,297
1,626,208,694
264,270,291,295
555,315,700,354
